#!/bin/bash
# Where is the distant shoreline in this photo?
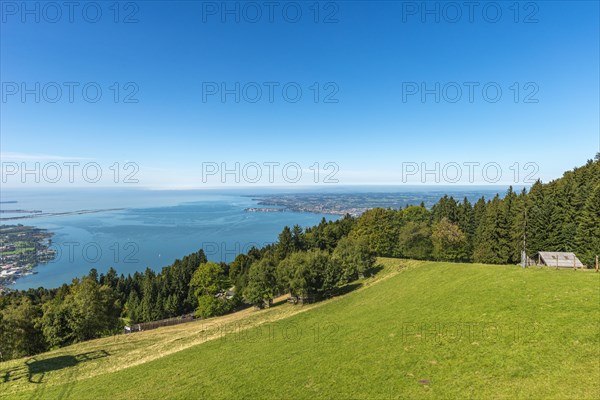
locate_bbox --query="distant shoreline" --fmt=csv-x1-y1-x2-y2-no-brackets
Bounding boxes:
0,209,43,214
0,208,125,221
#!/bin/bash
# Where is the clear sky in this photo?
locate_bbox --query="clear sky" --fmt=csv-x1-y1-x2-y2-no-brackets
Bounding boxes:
1,1,599,188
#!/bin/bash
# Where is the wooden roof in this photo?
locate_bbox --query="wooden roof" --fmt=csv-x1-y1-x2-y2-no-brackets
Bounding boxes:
538,252,584,268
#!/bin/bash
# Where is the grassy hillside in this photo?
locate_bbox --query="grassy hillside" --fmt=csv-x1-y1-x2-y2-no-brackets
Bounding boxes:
1,259,598,399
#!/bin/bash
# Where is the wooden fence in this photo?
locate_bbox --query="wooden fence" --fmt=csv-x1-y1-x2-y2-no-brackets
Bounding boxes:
124,314,195,333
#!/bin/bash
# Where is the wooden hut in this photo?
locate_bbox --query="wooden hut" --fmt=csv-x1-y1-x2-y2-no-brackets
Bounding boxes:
536,252,585,269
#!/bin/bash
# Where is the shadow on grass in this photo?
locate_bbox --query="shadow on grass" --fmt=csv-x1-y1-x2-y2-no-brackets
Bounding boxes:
271,298,288,308
366,264,385,277
332,282,362,296
1,350,110,384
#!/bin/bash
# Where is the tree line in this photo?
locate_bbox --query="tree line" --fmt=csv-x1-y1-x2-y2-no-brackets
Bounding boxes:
1,156,597,361
350,156,599,266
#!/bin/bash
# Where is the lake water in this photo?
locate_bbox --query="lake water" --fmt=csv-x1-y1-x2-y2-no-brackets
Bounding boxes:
1,186,511,290
1,189,339,290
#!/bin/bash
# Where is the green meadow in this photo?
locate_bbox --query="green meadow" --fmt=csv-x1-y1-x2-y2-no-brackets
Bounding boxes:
1,259,598,399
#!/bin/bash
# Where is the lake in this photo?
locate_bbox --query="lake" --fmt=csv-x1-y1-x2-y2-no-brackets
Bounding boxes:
1,188,338,290
1,186,510,290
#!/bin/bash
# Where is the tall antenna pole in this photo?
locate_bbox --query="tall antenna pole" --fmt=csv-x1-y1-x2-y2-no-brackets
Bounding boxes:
524,206,527,253
521,206,527,268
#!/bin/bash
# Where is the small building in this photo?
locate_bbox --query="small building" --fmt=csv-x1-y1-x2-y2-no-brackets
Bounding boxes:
536,252,585,268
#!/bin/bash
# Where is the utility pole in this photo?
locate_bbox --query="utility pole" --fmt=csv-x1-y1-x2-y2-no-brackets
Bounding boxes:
521,207,527,268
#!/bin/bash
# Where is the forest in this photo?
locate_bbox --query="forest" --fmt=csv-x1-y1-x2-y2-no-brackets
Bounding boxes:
0,156,598,362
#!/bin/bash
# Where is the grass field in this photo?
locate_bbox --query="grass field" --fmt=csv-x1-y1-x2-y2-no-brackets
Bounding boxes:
0,247,34,256
1,259,598,399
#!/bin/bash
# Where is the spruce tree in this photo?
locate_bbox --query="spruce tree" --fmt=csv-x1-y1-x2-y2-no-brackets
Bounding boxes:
575,184,600,266
510,188,529,263
526,181,550,253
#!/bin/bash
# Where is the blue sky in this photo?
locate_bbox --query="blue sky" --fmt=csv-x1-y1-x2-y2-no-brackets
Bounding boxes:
1,1,598,188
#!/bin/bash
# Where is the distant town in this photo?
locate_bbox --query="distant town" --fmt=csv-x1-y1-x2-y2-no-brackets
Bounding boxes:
0,224,56,290
246,190,505,217
244,207,286,213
